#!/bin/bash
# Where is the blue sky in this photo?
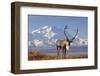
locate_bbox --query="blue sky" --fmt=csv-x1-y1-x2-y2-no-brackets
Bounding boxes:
28,15,88,38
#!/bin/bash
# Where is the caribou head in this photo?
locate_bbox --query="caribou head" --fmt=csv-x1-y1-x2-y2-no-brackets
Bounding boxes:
56,25,78,58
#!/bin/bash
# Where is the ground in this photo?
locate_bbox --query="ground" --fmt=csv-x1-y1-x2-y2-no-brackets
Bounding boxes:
28,51,88,60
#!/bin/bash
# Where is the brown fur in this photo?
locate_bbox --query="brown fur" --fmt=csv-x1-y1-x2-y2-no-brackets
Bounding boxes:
56,39,68,58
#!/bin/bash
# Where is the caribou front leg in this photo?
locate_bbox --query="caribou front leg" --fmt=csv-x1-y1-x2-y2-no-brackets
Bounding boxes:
57,46,60,57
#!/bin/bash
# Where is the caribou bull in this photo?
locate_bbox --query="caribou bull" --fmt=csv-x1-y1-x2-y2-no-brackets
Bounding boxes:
56,25,78,58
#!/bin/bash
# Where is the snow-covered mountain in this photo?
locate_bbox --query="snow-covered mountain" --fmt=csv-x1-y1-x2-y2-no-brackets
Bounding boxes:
28,25,88,48
31,26,56,39
72,38,88,46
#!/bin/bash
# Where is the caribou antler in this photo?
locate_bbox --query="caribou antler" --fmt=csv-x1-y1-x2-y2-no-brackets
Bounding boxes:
64,25,78,42
64,25,69,41
70,27,78,41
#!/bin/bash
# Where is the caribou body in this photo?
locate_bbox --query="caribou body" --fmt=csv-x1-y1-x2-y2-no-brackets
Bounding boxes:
56,25,78,58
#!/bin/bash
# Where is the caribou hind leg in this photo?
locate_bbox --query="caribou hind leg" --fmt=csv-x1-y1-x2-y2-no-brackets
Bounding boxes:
64,48,67,58
62,48,65,58
62,48,66,58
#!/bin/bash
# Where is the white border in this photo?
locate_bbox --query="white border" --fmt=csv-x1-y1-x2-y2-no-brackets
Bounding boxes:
20,6,95,70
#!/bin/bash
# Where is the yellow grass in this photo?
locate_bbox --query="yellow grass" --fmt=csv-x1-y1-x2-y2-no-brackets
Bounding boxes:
28,51,88,60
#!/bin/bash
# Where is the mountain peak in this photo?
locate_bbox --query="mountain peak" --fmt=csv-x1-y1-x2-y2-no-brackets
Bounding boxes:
31,25,56,39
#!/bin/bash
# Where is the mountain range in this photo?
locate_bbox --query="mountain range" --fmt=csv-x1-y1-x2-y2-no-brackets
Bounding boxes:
28,26,88,48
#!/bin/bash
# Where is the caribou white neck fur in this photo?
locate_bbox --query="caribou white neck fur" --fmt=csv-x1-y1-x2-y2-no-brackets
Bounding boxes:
66,45,69,50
